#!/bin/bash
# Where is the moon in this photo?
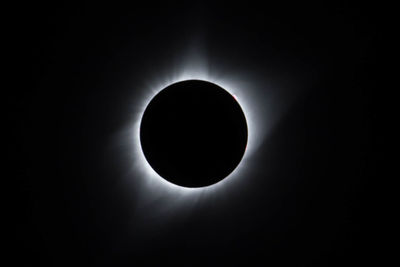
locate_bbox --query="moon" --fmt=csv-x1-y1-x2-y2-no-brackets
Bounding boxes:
139,80,248,188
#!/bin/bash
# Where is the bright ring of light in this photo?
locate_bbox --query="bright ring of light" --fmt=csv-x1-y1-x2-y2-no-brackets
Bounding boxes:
126,53,270,201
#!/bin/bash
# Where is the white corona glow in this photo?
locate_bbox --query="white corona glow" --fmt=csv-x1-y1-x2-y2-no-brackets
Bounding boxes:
129,68,263,200
118,44,281,211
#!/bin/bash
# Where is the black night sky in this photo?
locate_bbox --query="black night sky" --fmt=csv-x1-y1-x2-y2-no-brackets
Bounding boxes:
12,2,379,266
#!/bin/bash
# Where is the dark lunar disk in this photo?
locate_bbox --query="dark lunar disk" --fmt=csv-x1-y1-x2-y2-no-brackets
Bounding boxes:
140,80,248,188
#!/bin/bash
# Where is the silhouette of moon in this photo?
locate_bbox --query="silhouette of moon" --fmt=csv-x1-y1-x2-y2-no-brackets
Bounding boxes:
140,80,247,188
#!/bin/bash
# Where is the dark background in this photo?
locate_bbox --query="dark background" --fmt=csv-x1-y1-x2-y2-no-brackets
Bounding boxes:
11,2,379,266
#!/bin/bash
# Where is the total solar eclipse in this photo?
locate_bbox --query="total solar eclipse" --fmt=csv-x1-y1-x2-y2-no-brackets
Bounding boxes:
139,80,248,188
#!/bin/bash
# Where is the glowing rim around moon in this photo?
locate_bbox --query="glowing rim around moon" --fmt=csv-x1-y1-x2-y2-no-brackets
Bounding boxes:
131,70,262,197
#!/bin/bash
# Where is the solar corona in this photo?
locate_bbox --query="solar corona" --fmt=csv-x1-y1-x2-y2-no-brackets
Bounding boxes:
127,57,269,201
